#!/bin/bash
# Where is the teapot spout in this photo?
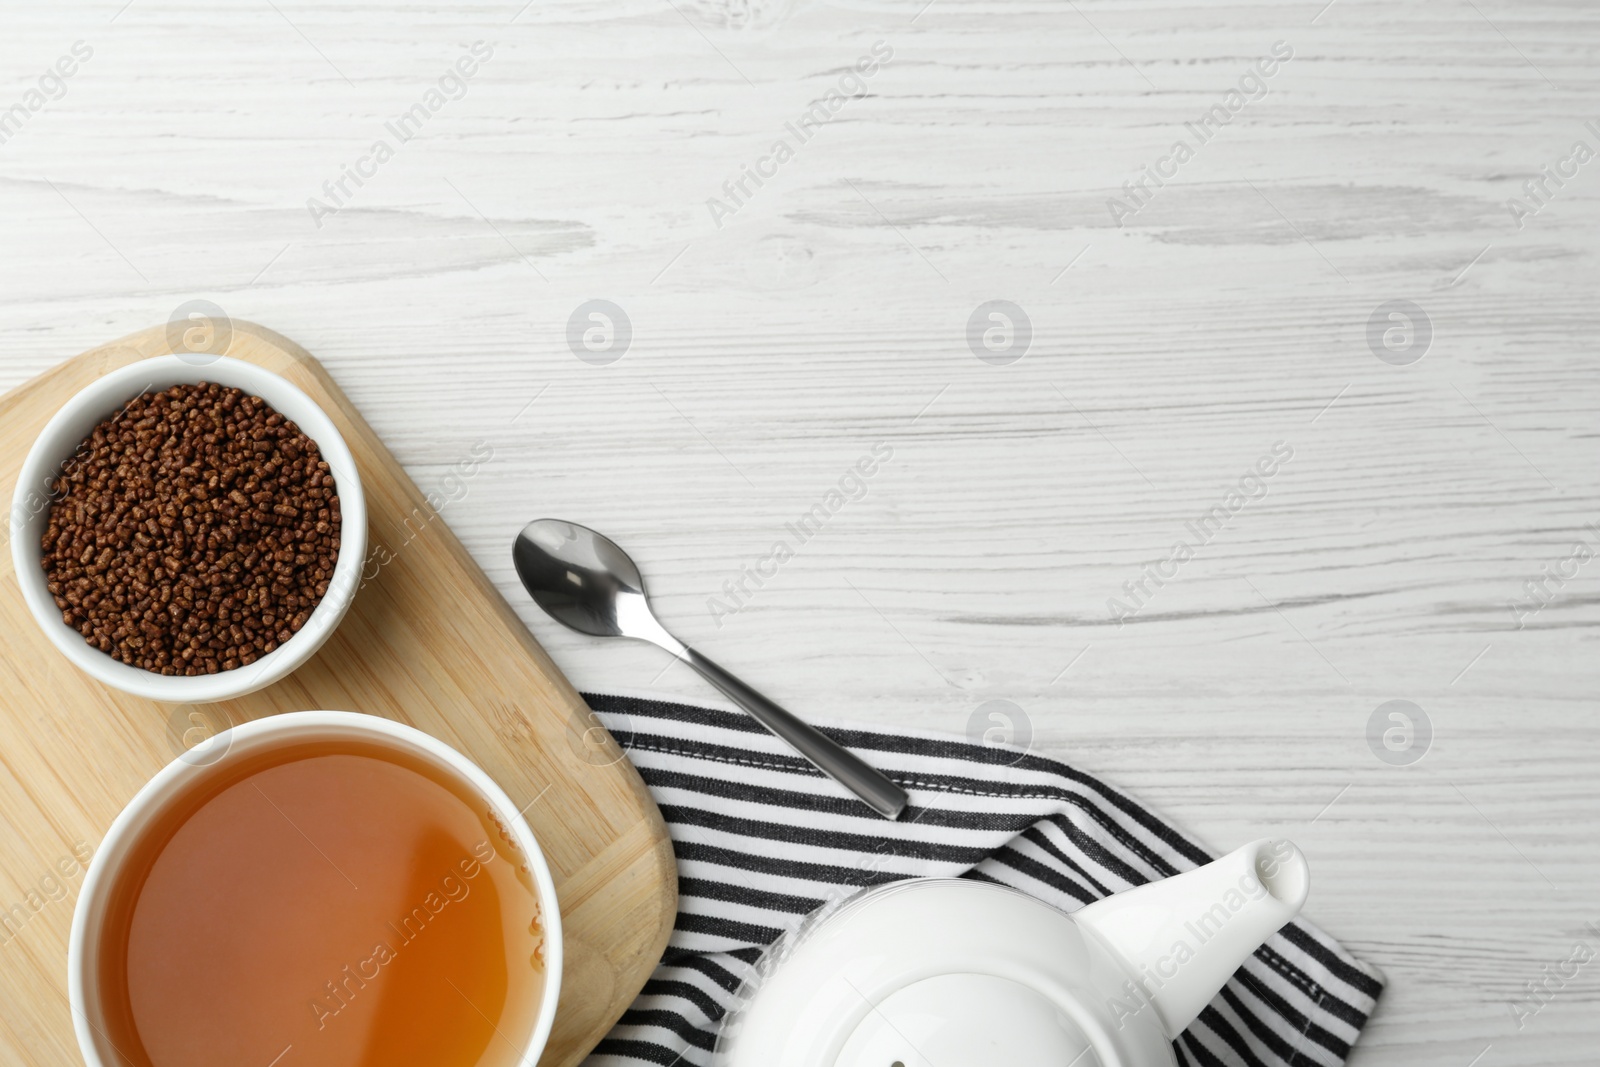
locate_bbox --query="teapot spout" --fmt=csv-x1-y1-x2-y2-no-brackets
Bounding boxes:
1075,839,1309,1037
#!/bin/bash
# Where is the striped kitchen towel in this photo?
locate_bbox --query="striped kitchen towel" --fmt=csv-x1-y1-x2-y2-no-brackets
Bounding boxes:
580,691,1384,1067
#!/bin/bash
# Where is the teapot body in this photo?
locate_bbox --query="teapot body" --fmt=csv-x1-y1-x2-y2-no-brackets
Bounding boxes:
716,878,1174,1067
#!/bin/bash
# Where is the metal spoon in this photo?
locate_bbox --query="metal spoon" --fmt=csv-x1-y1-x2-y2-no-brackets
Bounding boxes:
512,519,908,820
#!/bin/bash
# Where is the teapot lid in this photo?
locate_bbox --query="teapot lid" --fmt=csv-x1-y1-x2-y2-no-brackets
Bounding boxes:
715,879,1166,1067
835,972,1098,1067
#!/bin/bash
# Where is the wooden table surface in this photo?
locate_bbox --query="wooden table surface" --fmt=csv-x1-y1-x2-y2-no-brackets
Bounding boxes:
2,2,1596,1064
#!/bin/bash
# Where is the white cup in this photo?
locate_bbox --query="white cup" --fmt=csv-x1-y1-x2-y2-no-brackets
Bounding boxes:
68,711,563,1067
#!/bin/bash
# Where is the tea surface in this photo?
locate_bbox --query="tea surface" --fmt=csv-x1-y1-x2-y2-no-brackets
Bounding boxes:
96,741,547,1067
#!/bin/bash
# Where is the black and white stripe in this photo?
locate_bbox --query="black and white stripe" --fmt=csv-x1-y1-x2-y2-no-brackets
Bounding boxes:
581,692,1384,1067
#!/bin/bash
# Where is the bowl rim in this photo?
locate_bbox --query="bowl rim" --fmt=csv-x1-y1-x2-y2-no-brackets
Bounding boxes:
66,709,565,1067
7,354,367,702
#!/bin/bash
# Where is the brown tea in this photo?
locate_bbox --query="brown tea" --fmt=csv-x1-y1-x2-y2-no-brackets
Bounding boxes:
94,739,547,1067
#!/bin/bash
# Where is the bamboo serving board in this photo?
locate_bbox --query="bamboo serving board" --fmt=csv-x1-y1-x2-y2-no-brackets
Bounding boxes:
0,323,677,1067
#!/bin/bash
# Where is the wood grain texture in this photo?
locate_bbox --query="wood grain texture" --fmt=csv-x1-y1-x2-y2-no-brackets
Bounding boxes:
0,1,1597,1063
0,323,677,1067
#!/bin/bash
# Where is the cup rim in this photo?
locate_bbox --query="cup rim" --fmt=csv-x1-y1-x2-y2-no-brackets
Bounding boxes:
7,355,367,702
67,709,565,1067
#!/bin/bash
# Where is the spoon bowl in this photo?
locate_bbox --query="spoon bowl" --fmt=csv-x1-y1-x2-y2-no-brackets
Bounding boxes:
513,519,643,638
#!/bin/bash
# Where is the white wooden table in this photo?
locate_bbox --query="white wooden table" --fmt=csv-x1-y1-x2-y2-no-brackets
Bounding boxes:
3,2,1596,1062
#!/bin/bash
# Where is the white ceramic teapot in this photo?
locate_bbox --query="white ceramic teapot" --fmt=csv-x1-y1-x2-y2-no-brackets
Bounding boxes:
715,838,1309,1067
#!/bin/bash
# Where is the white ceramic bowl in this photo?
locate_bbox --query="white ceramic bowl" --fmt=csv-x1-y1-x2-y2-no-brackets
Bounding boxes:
8,355,366,702
68,711,564,1067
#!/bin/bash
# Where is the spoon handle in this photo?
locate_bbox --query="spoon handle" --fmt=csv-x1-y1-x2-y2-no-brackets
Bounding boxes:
679,647,908,820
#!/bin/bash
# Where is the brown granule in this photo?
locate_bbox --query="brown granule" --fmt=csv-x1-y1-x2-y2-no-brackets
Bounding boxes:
40,382,342,676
